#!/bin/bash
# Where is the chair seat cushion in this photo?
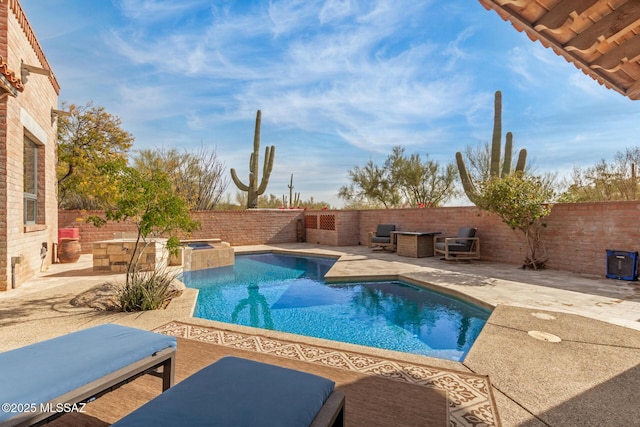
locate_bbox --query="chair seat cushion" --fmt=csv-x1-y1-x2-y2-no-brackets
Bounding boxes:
0,324,177,422
112,356,335,427
371,236,391,244
435,242,469,252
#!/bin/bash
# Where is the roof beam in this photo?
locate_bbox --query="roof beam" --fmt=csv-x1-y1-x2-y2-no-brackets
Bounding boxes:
478,0,628,98
534,0,599,34
566,2,640,53
593,32,640,72
625,78,640,100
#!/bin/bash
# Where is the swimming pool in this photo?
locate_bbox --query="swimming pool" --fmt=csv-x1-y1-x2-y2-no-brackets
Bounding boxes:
181,253,490,361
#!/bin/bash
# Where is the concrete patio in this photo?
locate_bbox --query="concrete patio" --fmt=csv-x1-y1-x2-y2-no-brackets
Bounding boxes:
1,243,640,426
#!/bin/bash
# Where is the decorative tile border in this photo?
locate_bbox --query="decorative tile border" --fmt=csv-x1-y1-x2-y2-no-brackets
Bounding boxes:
154,321,499,427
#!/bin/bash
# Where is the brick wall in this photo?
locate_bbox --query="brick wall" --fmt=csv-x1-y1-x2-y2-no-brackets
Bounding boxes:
60,201,640,279
58,209,305,253
302,201,640,277
0,3,59,291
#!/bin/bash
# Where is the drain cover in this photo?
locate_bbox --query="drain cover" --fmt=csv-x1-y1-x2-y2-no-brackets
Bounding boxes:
531,312,557,320
528,330,561,343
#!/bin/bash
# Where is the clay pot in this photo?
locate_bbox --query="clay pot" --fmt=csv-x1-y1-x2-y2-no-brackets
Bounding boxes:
58,238,81,263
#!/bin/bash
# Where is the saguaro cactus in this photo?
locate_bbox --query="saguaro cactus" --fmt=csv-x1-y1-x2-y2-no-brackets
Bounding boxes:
230,110,275,208
288,173,301,208
456,90,527,206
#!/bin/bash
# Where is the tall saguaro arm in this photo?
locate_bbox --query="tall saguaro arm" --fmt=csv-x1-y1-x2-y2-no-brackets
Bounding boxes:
456,90,527,206
230,110,276,208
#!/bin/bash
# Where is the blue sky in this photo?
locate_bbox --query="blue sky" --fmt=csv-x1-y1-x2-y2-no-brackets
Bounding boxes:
20,0,640,207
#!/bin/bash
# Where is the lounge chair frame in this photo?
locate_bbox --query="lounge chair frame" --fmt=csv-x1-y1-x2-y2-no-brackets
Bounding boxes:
5,347,175,427
310,391,345,427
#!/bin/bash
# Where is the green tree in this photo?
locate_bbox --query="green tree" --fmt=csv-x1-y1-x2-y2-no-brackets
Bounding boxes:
339,146,457,208
387,146,459,207
88,167,200,286
338,159,398,208
480,172,554,269
560,147,640,202
134,146,229,210
57,101,134,209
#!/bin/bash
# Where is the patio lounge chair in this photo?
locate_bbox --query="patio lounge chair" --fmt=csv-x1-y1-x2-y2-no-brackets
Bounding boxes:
434,227,480,260
0,324,176,427
112,356,345,427
368,224,397,251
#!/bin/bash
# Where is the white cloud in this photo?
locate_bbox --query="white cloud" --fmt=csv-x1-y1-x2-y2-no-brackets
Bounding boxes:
116,0,212,22
319,0,352,24
267,0,319,37
23,0,640,208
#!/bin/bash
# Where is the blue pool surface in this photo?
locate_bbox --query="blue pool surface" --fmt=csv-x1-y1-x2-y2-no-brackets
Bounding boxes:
180,253,490,361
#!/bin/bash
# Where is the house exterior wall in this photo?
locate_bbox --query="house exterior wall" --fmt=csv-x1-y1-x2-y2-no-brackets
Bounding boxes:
60,201,640,278
0,1,59,291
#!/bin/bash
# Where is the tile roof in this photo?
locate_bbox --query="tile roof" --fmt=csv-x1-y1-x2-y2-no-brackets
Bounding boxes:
8,0,59,94
479,0,640,100
0,56,24,94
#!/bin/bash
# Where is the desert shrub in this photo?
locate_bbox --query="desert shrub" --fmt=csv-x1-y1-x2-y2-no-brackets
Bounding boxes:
118,268,178,311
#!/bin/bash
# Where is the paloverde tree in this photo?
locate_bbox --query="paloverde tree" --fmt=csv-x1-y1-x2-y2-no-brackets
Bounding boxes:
57,101,134,209
560,146,640,202
338,159,400,208
88,166,200,286
387,146,459,207
338,146,458,208
134,146,229,210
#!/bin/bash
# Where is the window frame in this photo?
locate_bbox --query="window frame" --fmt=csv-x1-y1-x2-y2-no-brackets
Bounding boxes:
23,134,39,225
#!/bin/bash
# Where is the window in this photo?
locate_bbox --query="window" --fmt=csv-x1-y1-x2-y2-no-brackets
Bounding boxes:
23,136,38,224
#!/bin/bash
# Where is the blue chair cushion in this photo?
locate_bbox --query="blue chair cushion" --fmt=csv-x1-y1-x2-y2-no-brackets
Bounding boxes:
0,324,176,422
112,356,336,427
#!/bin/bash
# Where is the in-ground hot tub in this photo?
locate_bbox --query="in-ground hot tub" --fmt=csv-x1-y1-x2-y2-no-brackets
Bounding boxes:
170,239,234,271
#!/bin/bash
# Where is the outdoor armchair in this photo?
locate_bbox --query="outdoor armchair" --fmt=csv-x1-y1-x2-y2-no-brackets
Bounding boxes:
434,227,480,260
368,224,396,252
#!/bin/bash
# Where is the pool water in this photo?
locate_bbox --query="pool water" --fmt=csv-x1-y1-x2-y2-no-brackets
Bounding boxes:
181,253,490,361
